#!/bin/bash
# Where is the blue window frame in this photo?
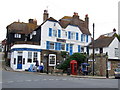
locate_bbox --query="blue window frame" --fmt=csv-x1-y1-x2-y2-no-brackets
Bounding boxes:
58,43,61,50
55,42,58,50
68,31,71,39
86,35,88,42
81,34,83,42
58,29,61,38
78,45,81,52
46,41,50,49
49,28,52,37
70,44,73,55
76,33,79,40
66,44,69,51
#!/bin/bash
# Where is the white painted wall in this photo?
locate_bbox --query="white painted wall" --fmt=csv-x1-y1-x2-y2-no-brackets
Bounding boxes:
10,44,41,71
89,37,120,60
40,20,91,54
108,37,119,59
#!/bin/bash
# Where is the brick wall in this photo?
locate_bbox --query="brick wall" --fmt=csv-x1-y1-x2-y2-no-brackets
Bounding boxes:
88,54,120,76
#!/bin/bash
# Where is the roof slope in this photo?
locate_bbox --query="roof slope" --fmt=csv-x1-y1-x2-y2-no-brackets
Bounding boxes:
59,14,91,35
89,35,115,48
7,22,38,34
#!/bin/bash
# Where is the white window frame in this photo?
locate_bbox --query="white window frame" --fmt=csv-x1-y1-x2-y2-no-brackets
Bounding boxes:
115,48,119,57
28,52,32,63
14,34,21,38
49,54,56,66
62,30,67,38
53,29,57,37
83,34,86,42
32,31,36,35
33,52,38,62
30,34,33,39
71,32,75,40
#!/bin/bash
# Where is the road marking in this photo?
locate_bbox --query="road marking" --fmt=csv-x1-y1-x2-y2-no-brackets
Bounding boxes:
49,79,54,80
16,80,23,82
7,81,14,83
68,78,73,80
43,79,47,80
74,78,79,80
55,79,59,80
34,79,39,81
25,80,32,82
62,79,67,80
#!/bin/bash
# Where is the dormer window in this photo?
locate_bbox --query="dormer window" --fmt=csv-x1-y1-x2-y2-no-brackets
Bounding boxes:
32,31,36,35
14,34,21,38
54,23,56,26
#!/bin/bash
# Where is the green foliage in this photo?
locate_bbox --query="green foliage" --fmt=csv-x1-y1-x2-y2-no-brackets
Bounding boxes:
60,51,69,58
115,34,120,42
57,53,86,71
69,53,86,65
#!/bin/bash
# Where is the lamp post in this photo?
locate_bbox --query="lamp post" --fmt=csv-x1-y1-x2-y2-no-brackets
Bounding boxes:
106,52,109,78
44,54,49,74
92,23,95,76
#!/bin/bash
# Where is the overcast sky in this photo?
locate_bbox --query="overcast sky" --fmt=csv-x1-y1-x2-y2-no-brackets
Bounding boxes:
0,0,119,41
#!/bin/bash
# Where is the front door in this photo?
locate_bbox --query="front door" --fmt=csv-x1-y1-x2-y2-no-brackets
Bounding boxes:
17,56,22,69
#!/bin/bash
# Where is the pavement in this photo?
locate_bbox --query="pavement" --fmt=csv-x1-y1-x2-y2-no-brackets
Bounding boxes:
2,65,115,79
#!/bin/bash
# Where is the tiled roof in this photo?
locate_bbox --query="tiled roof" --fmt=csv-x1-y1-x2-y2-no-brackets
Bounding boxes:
89,35,115,48
7,22,38,34
45,14,91,35
47,17,58,22
59,15,91,35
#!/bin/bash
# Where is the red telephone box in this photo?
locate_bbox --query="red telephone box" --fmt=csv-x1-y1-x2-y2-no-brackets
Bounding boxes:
70,60,77,75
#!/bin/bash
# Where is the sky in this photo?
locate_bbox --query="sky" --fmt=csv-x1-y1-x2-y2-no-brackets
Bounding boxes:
0,0,119,41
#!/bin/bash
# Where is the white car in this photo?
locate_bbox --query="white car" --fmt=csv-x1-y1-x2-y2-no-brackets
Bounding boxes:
114,68,120,79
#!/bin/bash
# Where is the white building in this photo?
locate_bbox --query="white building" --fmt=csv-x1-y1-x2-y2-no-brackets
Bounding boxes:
29,11,92,70
40,17,91,55
89,30,120,60
10,10,92,71
10,44,41,71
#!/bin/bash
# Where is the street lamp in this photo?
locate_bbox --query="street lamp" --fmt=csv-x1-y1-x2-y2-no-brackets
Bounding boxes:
106,52,109,78
44,54,49,74
92,23,95,76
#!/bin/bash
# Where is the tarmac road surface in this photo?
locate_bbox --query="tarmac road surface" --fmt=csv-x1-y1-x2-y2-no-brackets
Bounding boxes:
2,70,118,88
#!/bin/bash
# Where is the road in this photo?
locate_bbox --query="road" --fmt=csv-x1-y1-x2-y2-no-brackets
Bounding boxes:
2,70,118,88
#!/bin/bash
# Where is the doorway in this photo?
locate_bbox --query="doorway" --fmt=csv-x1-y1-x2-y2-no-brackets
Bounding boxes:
17,56,22,69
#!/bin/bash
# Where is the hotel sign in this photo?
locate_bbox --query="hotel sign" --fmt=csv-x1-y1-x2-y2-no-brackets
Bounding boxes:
57,38,66,43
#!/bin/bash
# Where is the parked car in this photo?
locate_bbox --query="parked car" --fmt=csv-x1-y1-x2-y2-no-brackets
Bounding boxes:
114,68,120,79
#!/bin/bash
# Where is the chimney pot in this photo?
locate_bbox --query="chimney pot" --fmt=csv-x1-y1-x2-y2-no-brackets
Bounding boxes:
74,12,78,16
113,28,116,32
85,14,88,17
43,9,49,22
29,19,34,23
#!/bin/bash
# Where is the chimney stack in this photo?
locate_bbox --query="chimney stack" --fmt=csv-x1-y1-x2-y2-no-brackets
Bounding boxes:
28,19,37,25
73,12,79,19
85,14,89,29
29,19,34,24
43,10,49,22
113,28,116,32
33,19,37,25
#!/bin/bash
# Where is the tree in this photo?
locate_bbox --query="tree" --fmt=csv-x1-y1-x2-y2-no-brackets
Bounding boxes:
60,51,69,59
57,53,86,72
115,34,120,42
